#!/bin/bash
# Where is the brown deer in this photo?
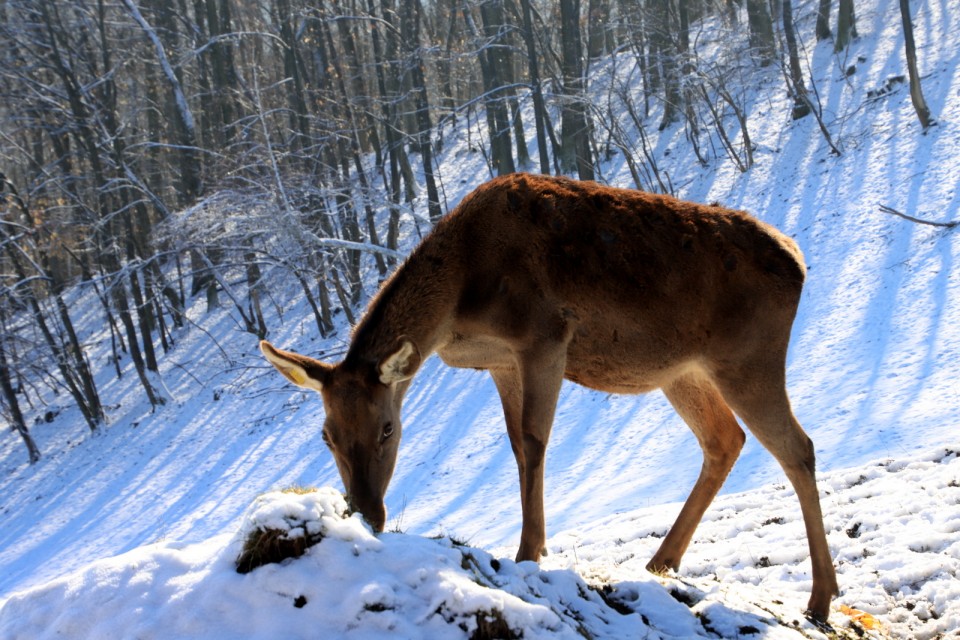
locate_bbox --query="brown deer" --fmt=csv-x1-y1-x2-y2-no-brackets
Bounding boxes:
260,173,838,621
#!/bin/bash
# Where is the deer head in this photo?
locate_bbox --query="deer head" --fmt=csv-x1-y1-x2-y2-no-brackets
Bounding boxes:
260,339,421,531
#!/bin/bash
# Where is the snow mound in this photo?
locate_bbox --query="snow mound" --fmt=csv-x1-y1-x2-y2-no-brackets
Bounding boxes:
0,487,711,639
234,487,357,573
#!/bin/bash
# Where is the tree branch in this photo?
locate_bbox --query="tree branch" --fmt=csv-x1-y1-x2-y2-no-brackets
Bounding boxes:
878,204,958,228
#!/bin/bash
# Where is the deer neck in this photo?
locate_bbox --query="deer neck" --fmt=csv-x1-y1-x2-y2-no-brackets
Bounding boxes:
343,247,457,373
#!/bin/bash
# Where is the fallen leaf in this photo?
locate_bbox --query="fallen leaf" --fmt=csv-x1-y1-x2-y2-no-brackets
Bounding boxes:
840,604,881,630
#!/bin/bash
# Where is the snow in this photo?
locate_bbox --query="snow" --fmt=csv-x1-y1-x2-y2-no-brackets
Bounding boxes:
3,450,958,638
2,0,960,636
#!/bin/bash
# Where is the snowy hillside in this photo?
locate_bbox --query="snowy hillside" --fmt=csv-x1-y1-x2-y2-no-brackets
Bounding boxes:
2,0,960,636
1,448,958,639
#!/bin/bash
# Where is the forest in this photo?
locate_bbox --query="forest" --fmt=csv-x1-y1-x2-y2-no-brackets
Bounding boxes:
0,0,933,464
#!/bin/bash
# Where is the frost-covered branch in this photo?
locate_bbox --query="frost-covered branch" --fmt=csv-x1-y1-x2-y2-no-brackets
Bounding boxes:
121,0,196,140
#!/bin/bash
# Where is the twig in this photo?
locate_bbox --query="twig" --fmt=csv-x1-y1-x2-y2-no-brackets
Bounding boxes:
878,204,958,228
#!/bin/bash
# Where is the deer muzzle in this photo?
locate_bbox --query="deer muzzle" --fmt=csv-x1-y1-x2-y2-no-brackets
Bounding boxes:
345,485,386,532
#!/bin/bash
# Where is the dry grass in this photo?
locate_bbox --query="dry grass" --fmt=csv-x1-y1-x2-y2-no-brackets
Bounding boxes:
470,609,520,639
235,526,317,574
234,486,323,574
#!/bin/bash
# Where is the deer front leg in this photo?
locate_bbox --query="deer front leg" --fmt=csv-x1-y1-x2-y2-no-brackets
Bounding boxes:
490,367,527,511
512,344,566,563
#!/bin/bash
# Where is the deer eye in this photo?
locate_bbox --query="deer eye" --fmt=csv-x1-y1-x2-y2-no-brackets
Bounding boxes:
381,422,394,440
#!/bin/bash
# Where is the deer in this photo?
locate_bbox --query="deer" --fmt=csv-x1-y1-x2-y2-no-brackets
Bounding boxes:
260,173,839,622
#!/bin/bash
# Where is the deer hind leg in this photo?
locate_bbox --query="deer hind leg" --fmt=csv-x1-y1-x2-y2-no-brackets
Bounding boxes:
649,372,745,573
713,364,839,622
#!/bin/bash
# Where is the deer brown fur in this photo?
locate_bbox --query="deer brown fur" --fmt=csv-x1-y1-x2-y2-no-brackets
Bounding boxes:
261,173,838,621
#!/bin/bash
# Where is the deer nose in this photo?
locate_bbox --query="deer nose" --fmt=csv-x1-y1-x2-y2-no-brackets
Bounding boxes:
360,501,386,532
345,493,386,532
367,510,386,532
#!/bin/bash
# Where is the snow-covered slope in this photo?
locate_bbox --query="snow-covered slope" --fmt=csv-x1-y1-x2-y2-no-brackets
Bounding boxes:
2,0,959,635
1,448,957,639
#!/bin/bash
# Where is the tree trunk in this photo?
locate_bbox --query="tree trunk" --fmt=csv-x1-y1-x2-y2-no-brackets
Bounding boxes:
746,0,776,65
113,277,166,409
124,0,201,201
816,0,832,40
244,250,268,339
275,0,313,158
474,1,516,175
2,255,103,432
519,0,551,174
559,0,594,180
400,0,443,221
367,0,404,260
318,12,389,277
835,0,857,52
899,0,933,129
202,0,239,147
333,0,380,155
587,0,612,58
783,0,811,119
648,0,681,129
55,290,105,421
0,174,104,432
379,0,418,203
190,0,236,305
498,1,530,168
0,307,41,464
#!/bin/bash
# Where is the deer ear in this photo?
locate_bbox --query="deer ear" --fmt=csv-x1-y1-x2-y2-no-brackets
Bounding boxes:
378,338,421,385
260,341,330,392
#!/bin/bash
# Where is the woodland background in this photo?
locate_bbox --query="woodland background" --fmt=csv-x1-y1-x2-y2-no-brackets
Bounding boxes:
0,0,933,464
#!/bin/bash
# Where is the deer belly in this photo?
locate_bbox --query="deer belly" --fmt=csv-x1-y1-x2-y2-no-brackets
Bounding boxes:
437,334,515,369
563,329,697,394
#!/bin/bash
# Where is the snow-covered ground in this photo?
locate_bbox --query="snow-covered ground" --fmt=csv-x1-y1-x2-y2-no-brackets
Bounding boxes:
2,448,958,639
2,0,959,636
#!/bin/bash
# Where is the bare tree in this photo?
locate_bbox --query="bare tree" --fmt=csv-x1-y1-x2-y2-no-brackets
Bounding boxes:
400,0,443,222
558,0,594,179
518,0,551,174
816,0,832,40
469,0,516,176
746,0,776,65
0,177,106,430
835,0,857,52
782,0,811,119
587,0,613,59
648,0,682,129
899,0,934,129
0,303,41,463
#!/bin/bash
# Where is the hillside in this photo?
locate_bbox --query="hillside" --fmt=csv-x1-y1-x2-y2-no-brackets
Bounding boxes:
0,448,957,638
1,0,959,636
